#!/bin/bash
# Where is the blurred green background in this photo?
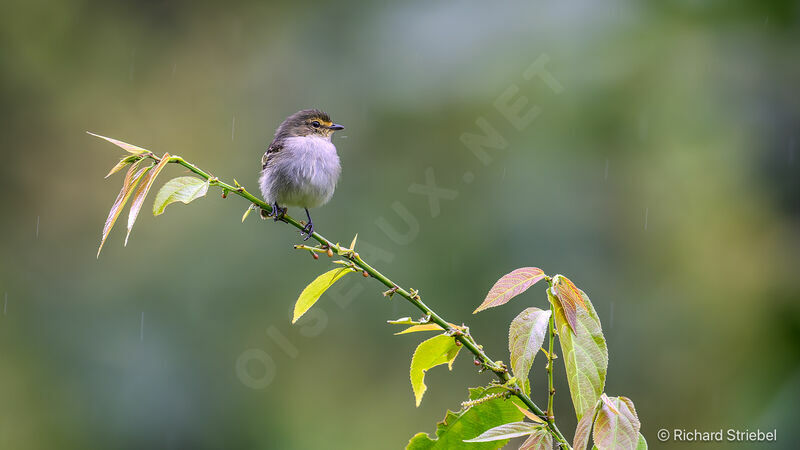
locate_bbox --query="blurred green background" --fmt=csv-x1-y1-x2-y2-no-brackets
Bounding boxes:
2,1,799,449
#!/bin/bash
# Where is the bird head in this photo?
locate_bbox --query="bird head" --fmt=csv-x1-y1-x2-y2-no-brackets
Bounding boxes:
277,109,344,140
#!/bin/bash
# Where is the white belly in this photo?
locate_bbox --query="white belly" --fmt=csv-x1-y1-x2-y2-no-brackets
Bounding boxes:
259,136,341,209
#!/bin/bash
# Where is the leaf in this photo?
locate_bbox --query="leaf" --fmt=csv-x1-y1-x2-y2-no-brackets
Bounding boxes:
292,268,355,324
395,324,445,335
105,154,141,178
573,400,599,450
635,433,647,450
410,334,462,407
548,285,607,421
550,275,588,333
241,205,255,223
474,267,546,313
126,153,170,246
388,317,417,325
407,386,523,450
519,429,553,450
514,403,545,424
87,131,151,155
349,233,358,250
508,307,551,394
592,395,640,450
463,422,541,443
153,176,210,216
97,161,148,257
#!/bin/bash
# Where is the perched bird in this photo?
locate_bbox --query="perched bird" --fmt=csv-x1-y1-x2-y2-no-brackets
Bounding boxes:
259,109,344,240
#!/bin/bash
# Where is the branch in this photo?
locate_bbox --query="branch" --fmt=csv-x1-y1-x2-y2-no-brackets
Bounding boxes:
142,152,572,448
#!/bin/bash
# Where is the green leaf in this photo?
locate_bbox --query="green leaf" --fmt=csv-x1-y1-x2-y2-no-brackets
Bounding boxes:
88,131,151,155
635,433,647,450
407,386,523,450
548,283,607,421
349,233,358,250
592,395,640,450
474,267,546,313
508,307,551,394
97,160,148,257
550,274,588,333
105,154,141,178
153,176,210,216
126,153,170,246
410,334,462,407
241,204,256,223
573,400,600,450
292,268,355,324
463,422,542,442
395,324,445,335
519,428,554,450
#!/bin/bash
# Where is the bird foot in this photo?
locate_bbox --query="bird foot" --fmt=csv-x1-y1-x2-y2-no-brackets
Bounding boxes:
301,221,314,241
271,202,287,222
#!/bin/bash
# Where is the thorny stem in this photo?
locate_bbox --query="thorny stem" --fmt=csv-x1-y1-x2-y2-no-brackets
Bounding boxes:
146,153,572,448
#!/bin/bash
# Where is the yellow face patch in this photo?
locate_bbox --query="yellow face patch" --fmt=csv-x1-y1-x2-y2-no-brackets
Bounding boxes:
311,117,333,128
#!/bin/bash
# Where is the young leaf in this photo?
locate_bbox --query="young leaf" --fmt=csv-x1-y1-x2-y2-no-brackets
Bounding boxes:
349,233,358,250
519,429,553,450
406,386,523,449
473,267,546,313
87,131,151,155
153,176,210,216
410,334,462,407
388,317,417,325
126,153,170,246
241,204,256,223
105,154,141,178
514,403,546,424
463,422,541,443
97,161,148,257
548,286,607,421
592,395,640,450
508,307,551,394
550,274,588,333
293,268,355,323
573,400,600,450
395,324,445,335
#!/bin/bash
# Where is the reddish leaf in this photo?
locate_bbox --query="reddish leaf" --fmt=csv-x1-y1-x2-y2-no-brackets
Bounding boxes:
550,275,587,333
87,131,151,155
573,401,599,450
97,161,149,257
125,153,170,246
473,267,546,313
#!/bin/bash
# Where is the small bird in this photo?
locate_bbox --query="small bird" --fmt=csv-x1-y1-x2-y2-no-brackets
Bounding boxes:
259,109,344,240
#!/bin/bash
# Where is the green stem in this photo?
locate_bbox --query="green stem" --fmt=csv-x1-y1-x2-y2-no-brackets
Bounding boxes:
547,301,556,422
147,153,572,448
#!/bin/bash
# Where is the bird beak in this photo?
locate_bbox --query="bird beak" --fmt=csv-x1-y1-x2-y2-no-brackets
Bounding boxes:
329,123,345,131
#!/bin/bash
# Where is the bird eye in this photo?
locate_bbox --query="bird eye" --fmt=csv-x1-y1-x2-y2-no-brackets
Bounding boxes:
311,121,321,128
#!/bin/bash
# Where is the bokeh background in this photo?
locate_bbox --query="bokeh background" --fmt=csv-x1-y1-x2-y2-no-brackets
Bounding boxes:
2,1,799,449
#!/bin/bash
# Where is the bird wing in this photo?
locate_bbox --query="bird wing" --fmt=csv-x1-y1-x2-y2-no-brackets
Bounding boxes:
261,140,283,169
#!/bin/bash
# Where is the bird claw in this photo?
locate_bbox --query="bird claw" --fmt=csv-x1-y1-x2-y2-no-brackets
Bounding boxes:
270,202,287,222
301,221,314,241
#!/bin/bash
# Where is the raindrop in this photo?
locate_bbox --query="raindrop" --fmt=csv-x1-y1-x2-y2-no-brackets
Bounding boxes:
3,292,7,315
604,158,609,181
644,207,649,231
129,48,136,82
36,216,40,239
609,301,614,328
231,116,236,141
140,312,145,342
